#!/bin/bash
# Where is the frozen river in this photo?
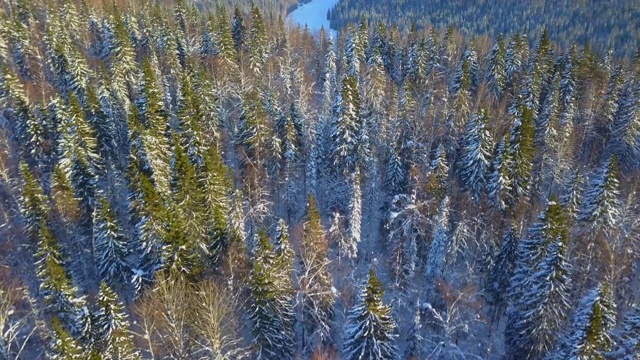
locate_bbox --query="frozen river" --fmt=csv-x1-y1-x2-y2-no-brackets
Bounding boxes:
287,0,340,38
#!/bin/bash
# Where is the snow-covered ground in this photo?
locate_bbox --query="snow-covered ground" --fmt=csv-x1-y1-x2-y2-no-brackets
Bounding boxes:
287,0,340,38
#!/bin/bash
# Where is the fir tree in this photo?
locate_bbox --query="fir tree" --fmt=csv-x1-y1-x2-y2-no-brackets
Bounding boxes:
231,6,246,52
553,283,616,359
559,168,584,219
426,196,452,283
342,269,399,360
458,108,493,203
404,305,422,360
19,161,49,239
248,5,267,75
506,239,571,360
36,223,86,337
387,193,425,289
509,105,536,200
300,194,335,348
487,223,520,317
577,155,621,233
346,168,362,261
614,306,640,359
93,196,131,289
249,229,296,360
487,136,512,211
48,317,85,360
486,34,507,99
93,282,140,360
331,76,361,178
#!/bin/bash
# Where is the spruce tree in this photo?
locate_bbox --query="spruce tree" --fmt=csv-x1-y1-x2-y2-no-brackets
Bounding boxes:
614,306,640,359
506,239,571,360
138,57,171,196
426,196,452,283
331,76,361,178
509,105,536,200
559,168,584,219
387,193,424,289
485,34,507,99
93,196,131,289
48,317,85,360
345,168,362,261
554,283,616,359
36,223,86,337
577,155,621,233
248,5,267,75
231,6,246,52
249,229,296,360
300,194,335,348
487,223,520,317
487,136,512,211
342,269,399,360
458,108,493,203
426,144,449,200
93,282,139,360
506,198,570,360
19,161,49,239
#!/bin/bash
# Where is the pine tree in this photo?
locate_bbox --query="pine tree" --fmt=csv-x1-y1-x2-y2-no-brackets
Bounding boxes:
506,239,571,360
426,196,452,283
487,136,512,211
19,161,49,239
231,6,246,52
138,57,171,196
458,108,493,203
248,5,267,75
614,306,640,359
485,34,507,99
250,229,296,360
342,269,399,360
331,76,361,178
608,81,640,172
509,105,536,200
48,317,85,360
426,144,449,200
300,194,335,348
93,282,139,360
404,305,422,360
36,223,86,337
387,193,425,289
560,168,584,219
345,168,362,261
487,223,520,316
554,283,616,359
93,196,131,289
506,198,570,360
201,145,232,265
577,155,621,233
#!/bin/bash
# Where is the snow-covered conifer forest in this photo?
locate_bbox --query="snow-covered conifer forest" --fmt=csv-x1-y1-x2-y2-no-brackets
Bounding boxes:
0,0,639,358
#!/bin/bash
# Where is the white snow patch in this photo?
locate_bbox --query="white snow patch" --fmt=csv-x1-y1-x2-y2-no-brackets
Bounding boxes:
287,0,340,38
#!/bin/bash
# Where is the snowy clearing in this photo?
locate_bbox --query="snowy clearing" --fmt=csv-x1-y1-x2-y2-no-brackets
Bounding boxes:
287,0,339,37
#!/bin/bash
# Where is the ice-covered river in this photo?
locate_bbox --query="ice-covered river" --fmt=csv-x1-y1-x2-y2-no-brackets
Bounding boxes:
287,0,340,38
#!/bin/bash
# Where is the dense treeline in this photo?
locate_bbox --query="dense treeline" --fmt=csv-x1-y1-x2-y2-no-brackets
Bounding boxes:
328,0,640,57
0,0,640,359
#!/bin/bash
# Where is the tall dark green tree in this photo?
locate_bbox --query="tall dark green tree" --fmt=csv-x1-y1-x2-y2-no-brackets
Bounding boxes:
342,269,399,360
